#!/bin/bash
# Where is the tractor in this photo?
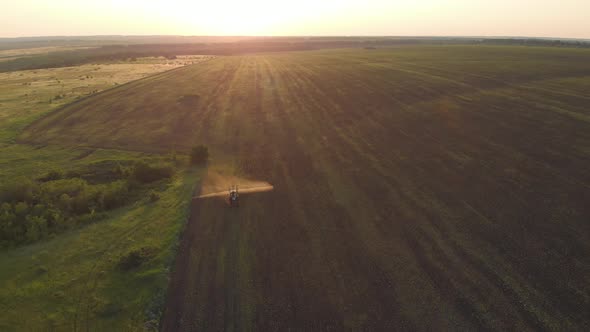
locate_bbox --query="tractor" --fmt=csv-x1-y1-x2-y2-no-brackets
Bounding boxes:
228,185,239,207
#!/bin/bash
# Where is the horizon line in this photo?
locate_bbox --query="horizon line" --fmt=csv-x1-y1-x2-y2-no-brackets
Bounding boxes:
1,34,589,41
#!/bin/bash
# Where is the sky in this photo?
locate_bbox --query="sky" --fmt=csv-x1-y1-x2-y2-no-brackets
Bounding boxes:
2,0,589,39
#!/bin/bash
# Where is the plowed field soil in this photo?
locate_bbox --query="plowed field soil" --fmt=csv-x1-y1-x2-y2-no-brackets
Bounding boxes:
22,46,590,330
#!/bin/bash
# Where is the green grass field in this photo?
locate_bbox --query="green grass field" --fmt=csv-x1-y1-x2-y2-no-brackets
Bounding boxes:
3,45,590,330
0,167,201,330
0,56,207,330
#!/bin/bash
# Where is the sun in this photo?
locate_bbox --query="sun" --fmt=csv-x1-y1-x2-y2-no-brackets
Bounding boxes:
135,0,351,36
128,0,350,35
200,2,284,35
148,0,299,35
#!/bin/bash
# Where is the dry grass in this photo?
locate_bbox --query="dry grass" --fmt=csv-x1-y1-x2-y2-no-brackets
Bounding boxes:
0,57,211,143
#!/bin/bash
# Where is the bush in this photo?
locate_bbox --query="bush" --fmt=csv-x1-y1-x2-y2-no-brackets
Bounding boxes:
76,211,108,225
58,193,72,212
100,180,129,209
132,161,174,183
118,247,155,270
75,161,130,184
0,178,38,203
14,202,29,218
190,145,209,165
149,191,160,202
0,204,17,244
114,163,132,179
39,168,64,182
25,215,48,242
0,161,173,247
39,178,87,202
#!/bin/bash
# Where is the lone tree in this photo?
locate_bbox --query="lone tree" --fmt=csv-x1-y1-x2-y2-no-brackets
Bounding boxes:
190,145,209,165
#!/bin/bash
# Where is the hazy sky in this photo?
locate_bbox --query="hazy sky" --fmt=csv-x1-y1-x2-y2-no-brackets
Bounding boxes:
2,0,589,38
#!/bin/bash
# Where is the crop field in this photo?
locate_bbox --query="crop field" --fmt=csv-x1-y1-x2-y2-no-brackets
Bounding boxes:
10,45,590,330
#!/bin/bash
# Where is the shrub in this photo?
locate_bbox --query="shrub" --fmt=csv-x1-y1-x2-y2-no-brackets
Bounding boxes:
58,193,72,212
114,163,132,179
100,180,129,209
0,205,17,244
39,178,87,202
132,161,174,183
190,145,209,165
25,215,48,242
0,178,38,203
74,162,124,184
35,265,49,275
39,168,64,182
0,161,174,247
14,202,29,218
31,203,47,217
118,247,155,270
149,191,160,202
71,190,94,215
76,211,108,225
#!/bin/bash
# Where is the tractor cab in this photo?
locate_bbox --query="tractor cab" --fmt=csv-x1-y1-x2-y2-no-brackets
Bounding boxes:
229,185,239,207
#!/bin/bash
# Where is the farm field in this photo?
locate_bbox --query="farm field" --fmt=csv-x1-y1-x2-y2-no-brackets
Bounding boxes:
0,57,211,144
0,46,99,63
19,45,590,330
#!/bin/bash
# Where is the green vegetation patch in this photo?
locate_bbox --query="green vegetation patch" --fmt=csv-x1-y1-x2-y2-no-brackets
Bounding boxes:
0,54,208,330
0,168,201,330
0,159,175,248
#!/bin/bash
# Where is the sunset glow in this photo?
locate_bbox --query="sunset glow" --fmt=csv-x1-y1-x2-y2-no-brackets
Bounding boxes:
2,0,590,38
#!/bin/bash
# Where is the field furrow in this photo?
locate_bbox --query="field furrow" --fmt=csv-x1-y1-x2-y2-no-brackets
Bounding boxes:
18,46,590,330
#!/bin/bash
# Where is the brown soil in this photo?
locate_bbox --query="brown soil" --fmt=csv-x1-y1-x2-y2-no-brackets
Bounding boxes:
31,50,590,331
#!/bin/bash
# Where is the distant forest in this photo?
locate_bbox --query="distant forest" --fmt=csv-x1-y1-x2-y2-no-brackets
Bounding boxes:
1,37,589,72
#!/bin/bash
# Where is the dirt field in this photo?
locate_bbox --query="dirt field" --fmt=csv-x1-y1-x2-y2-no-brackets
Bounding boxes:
21,46,590,330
